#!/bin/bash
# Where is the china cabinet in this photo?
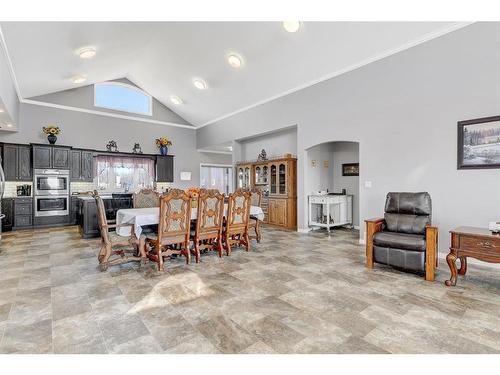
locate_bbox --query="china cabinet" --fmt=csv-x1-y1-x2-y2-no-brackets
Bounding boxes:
235,155,296,230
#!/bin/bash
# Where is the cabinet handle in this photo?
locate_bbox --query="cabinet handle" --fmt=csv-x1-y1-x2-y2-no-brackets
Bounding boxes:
478,241,494,248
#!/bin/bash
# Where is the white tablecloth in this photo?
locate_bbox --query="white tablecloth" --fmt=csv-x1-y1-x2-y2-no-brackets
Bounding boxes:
116,205,265,238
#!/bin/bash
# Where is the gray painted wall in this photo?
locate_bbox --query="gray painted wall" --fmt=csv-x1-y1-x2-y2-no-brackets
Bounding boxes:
305,141,359,226
0,40,19,127
236,127,297,162
197,22,500,253
331,142,359,227
29,78,192,126
306,143,335,193
0,103,230,189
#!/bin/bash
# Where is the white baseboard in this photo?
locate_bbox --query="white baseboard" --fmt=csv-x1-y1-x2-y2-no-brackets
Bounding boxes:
354,225,360,230
359,238,366,245
297,228,310,233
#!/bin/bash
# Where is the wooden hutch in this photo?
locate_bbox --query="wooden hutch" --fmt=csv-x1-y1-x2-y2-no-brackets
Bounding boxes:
236,154,297,230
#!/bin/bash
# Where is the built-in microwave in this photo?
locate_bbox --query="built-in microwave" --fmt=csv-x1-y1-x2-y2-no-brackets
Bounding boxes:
34,195,69,217
34,169,69,196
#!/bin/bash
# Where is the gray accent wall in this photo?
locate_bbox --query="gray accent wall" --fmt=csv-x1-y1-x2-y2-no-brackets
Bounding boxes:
197,22,500,251
331,142,359,227
0,103,230,188
0,40,19,127
28,78,192,126
236,126,297,162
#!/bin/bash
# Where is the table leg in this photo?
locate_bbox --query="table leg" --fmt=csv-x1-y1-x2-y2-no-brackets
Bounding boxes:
326,203,330,235
458,256,467,275
445,252,458,286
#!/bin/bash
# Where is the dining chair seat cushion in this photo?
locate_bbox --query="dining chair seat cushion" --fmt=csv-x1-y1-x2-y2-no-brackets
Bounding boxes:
146,232,186,245
108,231,131,243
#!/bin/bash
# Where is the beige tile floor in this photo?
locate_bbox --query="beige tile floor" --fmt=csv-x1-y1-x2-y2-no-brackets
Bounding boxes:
1,225,500,354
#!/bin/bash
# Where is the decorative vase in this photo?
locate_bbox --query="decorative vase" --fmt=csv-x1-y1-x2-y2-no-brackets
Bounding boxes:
47,134,57,145
159,145,168,155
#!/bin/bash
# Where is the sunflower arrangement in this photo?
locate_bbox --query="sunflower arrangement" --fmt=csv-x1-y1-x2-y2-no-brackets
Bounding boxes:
155,137,172,148
186,187,200,198
42,125,61,135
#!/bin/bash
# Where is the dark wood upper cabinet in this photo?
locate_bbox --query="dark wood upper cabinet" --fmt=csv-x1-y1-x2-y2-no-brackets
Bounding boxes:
18,146,32,180
70,149,94,182
156,155,174,182
32,146,52,169
81,151,94,182
2,145,18,181
70,150,82,181
32,145,70,169
52,147,70,169
2,144,32,181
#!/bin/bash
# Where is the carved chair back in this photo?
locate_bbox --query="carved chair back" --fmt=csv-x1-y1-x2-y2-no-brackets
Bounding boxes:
226,190,251,230
196,189,225,235
157,188,192,244
250,188,262,207
95,195,111,244
133,188,160,208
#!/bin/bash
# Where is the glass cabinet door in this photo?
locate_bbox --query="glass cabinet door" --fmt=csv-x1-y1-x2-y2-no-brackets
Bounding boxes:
270,164,277,194
237,167,244,188
262,165,268,184
244,167,250,188
279,163,286,194
255,166,261,183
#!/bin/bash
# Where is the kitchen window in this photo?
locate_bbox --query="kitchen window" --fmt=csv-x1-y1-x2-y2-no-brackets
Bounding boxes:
94,82,153,116
95,156,155,192
200,164,233,195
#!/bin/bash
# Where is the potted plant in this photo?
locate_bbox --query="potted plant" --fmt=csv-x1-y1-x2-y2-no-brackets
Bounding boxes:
42,125,61,144
186,187,200,208
155,137,172,155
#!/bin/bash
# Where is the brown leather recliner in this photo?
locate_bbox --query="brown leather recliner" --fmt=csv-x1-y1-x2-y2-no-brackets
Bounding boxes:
365,192,438,281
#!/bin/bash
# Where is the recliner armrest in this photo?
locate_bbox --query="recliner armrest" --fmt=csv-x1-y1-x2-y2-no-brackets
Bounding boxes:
365,218,384,268
424,224,438,281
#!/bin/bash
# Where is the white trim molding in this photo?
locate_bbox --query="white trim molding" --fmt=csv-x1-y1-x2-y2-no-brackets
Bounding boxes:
197,149,233,155
297,228,311,233
196,22,474,129
22,99,195,130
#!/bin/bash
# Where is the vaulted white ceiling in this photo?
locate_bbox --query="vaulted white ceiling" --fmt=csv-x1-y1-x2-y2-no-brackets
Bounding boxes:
1,22,467,127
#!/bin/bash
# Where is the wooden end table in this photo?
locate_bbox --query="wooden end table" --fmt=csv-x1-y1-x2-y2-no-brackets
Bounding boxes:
446,226,500,286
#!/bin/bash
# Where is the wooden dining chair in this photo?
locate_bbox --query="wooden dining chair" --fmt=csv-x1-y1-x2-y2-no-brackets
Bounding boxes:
192,189,225,262
133,188,160,208
95,195,146,271
248,188,262,243
146,188,192,271
223,190,251,256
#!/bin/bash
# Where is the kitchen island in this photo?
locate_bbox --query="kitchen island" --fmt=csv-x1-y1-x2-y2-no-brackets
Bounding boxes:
77,194,133,238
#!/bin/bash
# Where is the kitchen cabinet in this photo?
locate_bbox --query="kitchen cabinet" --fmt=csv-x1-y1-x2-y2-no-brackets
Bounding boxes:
78,196,133,238
13,198,33,229
156,155,174,182
2,144,32,181
71,149,94,182
69,196,79,225
1,198,14,232
33,145,70,169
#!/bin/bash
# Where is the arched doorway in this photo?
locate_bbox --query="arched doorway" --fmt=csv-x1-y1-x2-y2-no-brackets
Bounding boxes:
304,141,360,234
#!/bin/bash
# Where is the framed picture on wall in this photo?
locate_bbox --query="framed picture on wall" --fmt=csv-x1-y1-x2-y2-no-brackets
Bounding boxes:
342,163,359,176
458,116,500,169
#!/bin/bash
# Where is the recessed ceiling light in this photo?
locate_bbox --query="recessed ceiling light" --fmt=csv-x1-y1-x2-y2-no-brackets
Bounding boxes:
193,78,207,90
282,21,301,33
227,53,243,68
6,123,12,128
169,95,183,105
0,108,4,113
71,75,87,84
77,46,96,59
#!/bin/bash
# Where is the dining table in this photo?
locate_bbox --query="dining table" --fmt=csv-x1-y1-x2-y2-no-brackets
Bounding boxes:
115,205,265,238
